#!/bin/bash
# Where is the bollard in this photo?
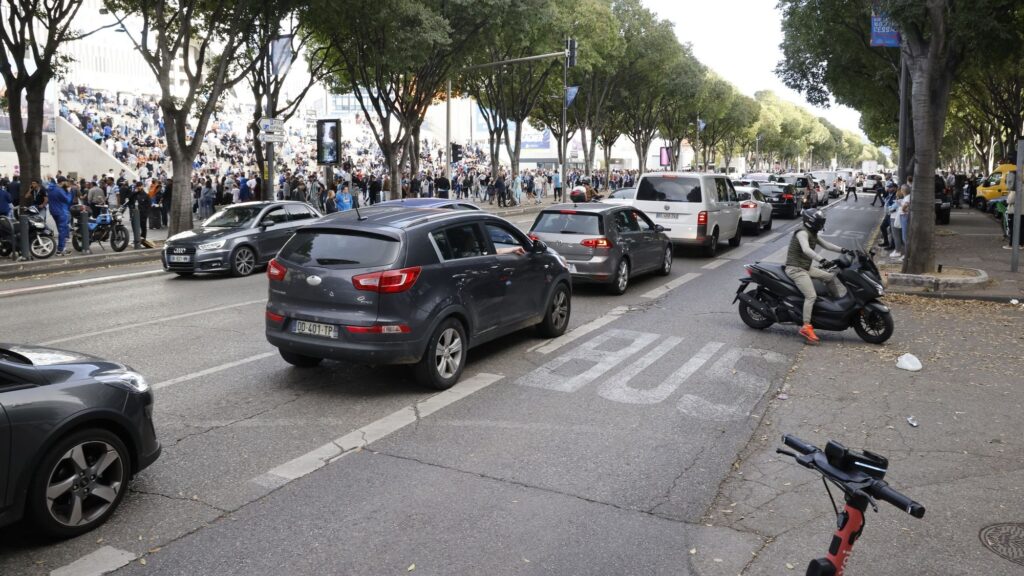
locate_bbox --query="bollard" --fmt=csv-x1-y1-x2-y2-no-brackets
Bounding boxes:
130,206,141,248
17,212,31,261
78,208,91,254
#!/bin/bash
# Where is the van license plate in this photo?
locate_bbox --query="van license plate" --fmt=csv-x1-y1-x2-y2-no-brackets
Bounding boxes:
658,213,679,220
293,320,339,339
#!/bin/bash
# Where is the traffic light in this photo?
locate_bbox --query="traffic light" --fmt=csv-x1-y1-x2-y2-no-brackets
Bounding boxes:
450,143,464,163
567,38,577,68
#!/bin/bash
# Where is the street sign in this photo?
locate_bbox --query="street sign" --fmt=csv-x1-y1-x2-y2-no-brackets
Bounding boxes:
259,117,285,132
259,131,286,144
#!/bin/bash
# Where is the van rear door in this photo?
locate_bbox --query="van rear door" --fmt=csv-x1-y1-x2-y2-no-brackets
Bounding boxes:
633,174,704,241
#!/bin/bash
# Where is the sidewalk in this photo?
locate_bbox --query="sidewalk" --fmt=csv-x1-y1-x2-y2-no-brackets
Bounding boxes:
0,198,554,281
697,294,1024,575
880,207,1024,300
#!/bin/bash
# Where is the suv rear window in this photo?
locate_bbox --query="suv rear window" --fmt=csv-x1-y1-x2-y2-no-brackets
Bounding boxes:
279,230,400,269
637,176,702,203
532,211,603,235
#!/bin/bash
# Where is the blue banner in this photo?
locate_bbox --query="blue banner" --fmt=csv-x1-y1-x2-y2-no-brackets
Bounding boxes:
565,86,580,108
870,4,900,48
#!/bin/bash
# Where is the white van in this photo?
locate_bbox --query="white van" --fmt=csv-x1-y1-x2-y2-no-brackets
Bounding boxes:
633,172,743,257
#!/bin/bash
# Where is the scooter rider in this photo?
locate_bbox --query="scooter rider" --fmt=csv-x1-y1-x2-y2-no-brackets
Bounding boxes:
786,209,851,343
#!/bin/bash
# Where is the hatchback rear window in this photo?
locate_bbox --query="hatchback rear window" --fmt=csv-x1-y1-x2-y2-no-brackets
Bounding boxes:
636,176,702,203
532,211,603,235
279,230,400,269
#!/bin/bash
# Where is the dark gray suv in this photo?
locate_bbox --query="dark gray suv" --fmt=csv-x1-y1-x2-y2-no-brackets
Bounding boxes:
163,201,321,277
265,207,573,389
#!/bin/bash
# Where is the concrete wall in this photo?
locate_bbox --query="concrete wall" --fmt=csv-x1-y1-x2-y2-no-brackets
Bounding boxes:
55,116,137,181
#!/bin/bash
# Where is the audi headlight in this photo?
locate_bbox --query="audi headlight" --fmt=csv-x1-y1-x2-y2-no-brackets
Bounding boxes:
98,370,150,393
198,240,226,251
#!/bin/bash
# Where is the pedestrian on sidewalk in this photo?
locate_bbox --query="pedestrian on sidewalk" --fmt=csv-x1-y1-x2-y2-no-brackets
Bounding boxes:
879,182,897,250
0,179,13,218
48,177,72,256
553,171,562,202
324,186,338,214
1003,186,1022,249
870,179,885,206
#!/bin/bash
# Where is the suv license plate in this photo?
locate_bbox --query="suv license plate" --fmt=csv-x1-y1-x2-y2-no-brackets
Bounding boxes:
293,320,339,339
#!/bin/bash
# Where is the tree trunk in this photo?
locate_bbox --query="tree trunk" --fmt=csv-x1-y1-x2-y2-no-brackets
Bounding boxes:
633,140,646,176
602,141,613,188
168,152,195,236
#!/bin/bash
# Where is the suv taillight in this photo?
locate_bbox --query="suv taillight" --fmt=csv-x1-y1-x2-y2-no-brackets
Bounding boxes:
581,237,612,249
697,211,708,226
352,266,422,293
267,258,287,281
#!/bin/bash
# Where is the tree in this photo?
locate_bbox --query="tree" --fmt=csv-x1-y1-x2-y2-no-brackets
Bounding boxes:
718,94,761,173
0,0,114,191
658,50,705,171
616,2,678,175
108,0,265,236
310,0,500,195
245,8,336,199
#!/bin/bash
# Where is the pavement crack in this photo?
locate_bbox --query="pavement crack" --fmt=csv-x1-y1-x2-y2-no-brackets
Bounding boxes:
370,449,699,526
128,487,228,514
647,445,707,514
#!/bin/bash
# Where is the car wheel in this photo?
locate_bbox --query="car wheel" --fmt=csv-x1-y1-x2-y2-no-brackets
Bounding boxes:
27,428,130,538
415,318,466,390
537,283,571,338
703,229,719,257
765,215,773,230
728,224,742,247
280,350,322,368
608,258,630,295
658,245,673,276
230,246,256,277
751,218,762,236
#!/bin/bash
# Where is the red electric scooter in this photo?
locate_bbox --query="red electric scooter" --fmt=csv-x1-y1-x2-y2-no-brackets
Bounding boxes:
778,435,926,575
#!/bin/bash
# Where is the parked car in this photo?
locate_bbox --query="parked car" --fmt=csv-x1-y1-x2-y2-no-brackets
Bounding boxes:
528,203,672,295
0,345,160,537
759,182,804,218
734,186,774,234
265,207,572,390
376,198,481,211
601,187,636,206
632,172,743,257
730,179,762,189
163,201,322,277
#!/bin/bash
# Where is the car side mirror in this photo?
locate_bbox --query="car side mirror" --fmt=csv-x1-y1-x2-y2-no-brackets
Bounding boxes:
531,239,548,253
654,225,666,233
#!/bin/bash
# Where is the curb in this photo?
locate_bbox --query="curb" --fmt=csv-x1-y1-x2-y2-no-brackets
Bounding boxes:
883,267,990,290
885,289,1021,303
0,247,163,281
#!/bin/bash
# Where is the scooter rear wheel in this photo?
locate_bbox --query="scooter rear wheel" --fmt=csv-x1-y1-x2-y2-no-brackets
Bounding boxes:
738,295,774,330
853,308,894,344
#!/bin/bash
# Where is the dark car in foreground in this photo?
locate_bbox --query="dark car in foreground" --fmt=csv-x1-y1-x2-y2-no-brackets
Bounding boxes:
162,201,321,277
528,203,672,294
265,207,572,389
0,345,160,537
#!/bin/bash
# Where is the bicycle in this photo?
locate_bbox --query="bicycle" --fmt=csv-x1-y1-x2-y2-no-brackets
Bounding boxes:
777,434,925,575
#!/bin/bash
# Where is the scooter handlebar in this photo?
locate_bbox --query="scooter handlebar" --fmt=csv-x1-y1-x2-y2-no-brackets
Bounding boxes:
872,482,926,518
782,434,817,455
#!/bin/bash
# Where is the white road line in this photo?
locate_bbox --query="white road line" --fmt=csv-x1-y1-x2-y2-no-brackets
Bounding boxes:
528,305,630,354
701,259,729,270
41,298,265,345
50,546,136,576
762,245,789,264
641,271,701,299
151,351,278,390
251,372,504,486
0,270,164,298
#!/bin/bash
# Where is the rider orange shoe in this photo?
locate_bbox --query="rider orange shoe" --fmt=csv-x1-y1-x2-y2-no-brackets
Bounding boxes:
799,324,820,344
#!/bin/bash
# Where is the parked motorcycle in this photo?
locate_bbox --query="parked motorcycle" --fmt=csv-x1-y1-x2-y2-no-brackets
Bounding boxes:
0,206,57,260
734,249,893,344
73,205,130,252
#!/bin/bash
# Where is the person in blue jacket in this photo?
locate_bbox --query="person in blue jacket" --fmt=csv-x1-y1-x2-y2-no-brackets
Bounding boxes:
338,184,354,211
48,177,73,255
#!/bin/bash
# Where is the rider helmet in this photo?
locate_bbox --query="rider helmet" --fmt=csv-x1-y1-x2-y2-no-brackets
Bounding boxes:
801,208,826,233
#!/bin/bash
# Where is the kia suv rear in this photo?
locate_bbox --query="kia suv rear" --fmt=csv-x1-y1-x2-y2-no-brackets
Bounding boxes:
265,207,572,389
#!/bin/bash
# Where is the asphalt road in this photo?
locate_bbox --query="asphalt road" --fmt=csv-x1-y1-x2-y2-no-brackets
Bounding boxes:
0,200,884,576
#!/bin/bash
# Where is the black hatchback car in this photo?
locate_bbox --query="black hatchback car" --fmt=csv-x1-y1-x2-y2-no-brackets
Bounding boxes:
0,345,160,538
759,183,804,218
265,207,573,389
163,201,322,277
